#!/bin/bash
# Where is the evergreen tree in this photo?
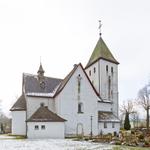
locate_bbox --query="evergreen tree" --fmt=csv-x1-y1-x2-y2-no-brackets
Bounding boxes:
0,123,4,133
124,112,131,130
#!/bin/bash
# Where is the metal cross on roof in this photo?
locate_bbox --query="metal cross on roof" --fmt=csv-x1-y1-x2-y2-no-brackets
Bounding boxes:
99,20,102,36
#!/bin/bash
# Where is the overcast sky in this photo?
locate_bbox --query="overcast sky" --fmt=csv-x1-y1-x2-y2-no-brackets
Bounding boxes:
0,0,150,116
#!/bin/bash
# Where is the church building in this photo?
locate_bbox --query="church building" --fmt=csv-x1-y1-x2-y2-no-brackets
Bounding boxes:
10,32,120,138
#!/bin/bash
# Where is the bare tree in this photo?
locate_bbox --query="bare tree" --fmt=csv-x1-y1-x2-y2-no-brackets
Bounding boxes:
120,100,135,130
120,100,135,114
138,84,150,131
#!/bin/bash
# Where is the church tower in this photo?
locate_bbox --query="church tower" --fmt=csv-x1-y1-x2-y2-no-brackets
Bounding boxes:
85,28,119,117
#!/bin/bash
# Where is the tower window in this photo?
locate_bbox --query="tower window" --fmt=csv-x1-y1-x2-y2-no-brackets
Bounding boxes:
89,70,91,76
77,74,81,93
108,76,111,100
106,65,108,72
111,67,113,74
94,67,96,73
78,103,83,113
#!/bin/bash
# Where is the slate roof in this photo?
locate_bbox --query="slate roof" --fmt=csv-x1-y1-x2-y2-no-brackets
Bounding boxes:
85,37,119,68
23,73,62,94
27,106,66,122
98,111,120,122
10,95,26,111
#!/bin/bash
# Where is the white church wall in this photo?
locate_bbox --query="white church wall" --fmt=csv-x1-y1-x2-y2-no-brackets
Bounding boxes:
27,122,65,139
56,65,98,136
85,62,99,93
85,59,119,117
98,122,120,135
99,59,118,117
26,96,55,119
11,111,26,135
97,102,112,112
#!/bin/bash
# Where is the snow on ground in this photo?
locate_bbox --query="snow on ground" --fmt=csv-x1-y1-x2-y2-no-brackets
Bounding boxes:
0,135,16,139
0,138,112,150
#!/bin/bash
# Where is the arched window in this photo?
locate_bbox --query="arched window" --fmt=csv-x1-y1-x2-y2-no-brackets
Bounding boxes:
111,67,113,74
94,67,96,73
77,74,82,93
106,65,108,73
108,76,111,100
89,70,91,76
78,103,83,113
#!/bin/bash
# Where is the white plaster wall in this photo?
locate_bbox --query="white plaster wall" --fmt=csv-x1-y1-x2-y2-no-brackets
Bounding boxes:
85,62,99,93
56,65,98,136
27,122,65,139
97,102,112,112
11,111,26,135
85,60,119,117
98,122,120,135
99,59,118,117
26,97,55,119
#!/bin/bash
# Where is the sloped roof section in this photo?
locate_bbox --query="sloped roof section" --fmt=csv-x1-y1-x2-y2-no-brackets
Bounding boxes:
27,106,66,122
55,64,78,96
85,37,119,68
10,95,26,111
55,63,99,97
23,73,62,94
98,111,120,122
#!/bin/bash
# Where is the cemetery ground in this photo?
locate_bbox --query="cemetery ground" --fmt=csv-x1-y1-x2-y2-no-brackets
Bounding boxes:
0,134,150,150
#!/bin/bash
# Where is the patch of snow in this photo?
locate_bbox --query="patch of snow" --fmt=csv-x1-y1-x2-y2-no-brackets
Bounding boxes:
0,135,16,139
26,92,55,97
0,138,113,150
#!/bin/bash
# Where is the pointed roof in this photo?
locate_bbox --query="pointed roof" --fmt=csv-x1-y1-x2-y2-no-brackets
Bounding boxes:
85,37,119,68
55,63,99,97
27,106,66,122
10,95,26,111
37,63,45,74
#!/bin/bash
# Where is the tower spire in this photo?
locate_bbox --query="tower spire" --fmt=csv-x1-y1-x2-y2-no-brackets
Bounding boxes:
37,59,45,77
99,20,102,36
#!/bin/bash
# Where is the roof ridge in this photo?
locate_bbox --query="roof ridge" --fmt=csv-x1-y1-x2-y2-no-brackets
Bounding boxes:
23,73,62,80
54,63,80,96
27,106,66,122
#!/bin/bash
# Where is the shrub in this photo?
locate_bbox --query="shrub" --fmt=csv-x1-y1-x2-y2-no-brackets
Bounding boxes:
115,141,121,145
144,140,150,146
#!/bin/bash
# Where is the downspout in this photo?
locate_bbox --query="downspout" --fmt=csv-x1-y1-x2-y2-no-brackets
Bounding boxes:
24,93,27,138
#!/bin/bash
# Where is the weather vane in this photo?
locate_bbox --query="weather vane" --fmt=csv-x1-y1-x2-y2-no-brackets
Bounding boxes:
40,56,42,65
99,20,102,36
